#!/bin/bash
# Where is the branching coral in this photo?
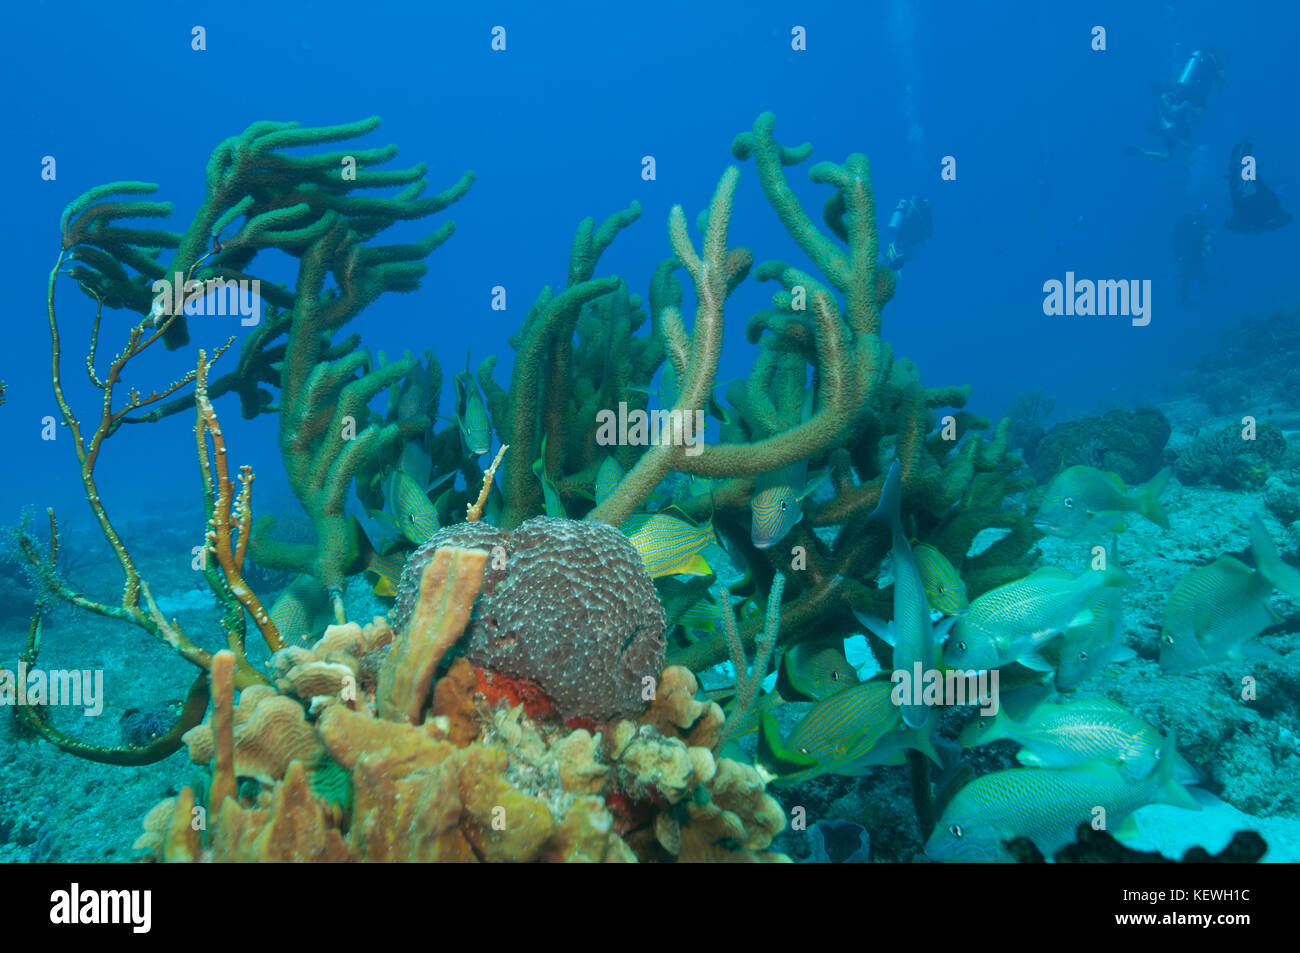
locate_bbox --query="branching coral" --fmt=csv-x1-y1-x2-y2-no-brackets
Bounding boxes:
465,113,1033,679
31,111,1038,852
475,202,663,528
10,331,276,762
58,118,473,617
644,114,1037,669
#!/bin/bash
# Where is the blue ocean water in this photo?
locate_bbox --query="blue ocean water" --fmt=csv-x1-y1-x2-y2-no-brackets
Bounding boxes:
1,0,1294,516
1,0,1298,867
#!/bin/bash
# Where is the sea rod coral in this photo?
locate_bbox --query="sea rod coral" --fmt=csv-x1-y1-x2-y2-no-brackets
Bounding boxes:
57,117,473,618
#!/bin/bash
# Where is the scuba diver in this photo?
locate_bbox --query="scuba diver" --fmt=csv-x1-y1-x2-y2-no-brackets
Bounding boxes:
1171,206,1215,303
1126,49,1225,160
1224,141,1293,232
884,196,932,271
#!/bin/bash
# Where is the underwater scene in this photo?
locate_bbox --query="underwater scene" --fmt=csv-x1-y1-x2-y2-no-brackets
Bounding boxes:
1,0,1299,873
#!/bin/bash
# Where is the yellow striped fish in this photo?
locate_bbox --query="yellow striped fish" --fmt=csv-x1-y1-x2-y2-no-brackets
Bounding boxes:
682,591,759,631
622,510,716,578
926,734,1199,863
1159,514,1300,672
765,681,899,764
913,543,969,615
757,683,941,783
777,641,861,701
454,355,492,456
268,575,334,646
365,548,408,598
679,593,723,631
750,462,828,550
395,351,437,423
943,563,1132,672
594,456,624,506
386,470,440,545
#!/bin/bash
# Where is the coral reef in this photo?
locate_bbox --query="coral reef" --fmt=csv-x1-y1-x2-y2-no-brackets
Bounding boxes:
620,113,1039,670
135,571,785,862
25,111,1051,861
1031,407,1171,485
1174,303,1300,413
12,118,477,764
457,112,1037,674
9,351,273,764
1172,423,1287,489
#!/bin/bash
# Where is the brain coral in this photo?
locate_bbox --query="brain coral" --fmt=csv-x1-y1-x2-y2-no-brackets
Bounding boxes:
392,517,666,722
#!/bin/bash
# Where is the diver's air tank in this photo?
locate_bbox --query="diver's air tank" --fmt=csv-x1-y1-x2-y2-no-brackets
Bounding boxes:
888,198,909,232
1176,50,1219,103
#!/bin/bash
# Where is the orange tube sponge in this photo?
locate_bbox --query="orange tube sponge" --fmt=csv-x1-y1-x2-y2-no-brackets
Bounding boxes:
208,650,238,811
377,546,488,724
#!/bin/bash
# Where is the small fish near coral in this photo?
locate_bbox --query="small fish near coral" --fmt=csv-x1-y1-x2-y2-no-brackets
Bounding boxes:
1159,514,1300,672
1034,465,1171,539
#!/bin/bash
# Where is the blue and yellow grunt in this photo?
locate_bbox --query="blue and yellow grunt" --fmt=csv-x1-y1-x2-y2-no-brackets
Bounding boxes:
622,509,716,579
750,461,827,550
382,470,442,545
913,543,970,615
268,574,335,646
926,734,1200,862
777,640,861,701
758,683,941,785
532,436,566,519
453,354,492,456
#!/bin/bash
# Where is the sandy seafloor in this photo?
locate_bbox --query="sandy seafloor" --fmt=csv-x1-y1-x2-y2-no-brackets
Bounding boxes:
3,428,1300,863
